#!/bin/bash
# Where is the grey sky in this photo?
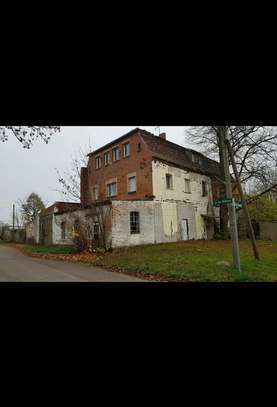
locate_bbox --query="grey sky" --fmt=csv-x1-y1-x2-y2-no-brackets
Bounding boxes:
0,126,192,224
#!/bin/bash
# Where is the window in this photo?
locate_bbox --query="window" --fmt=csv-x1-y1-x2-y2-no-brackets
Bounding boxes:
137,143,141,152
107,182,117,197
128,176,137,193
92,185,99,200
104,151,110,166
123,142,130,158
95,156,102,169
166,174,173,189
112,147,120,161
61,221,66,240
130,211,140,234
93,223,100,241
74,219,80,233
185,178,191,193
202,181,208,197
192,154,202,165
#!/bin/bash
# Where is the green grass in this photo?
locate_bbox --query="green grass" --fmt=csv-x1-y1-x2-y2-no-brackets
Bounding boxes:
93,240,277,282
25,245,78,255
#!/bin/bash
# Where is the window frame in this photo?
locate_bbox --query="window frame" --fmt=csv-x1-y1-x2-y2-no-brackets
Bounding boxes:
93,222,100,241
128,175,137,193
112,146,120,162
104,151,110,166
130,211,140,234
107,182,117,198
166,173,173,190
61,221,66,240
92,185,99,200
184,178,191,194
123,142,130,158
202,180,208,197
95,156,102,169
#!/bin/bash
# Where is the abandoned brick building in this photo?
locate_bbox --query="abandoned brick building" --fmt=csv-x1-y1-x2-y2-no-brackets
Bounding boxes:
33,128,222,248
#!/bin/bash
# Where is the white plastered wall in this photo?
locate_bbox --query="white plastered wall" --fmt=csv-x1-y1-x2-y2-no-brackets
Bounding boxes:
152,160,215,239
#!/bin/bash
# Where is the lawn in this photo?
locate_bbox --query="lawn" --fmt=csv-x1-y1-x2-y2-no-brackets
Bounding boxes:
93,240,277,282
2,239,277,281
23,244,78,255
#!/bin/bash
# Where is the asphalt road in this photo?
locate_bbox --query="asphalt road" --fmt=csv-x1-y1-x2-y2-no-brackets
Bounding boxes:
0,245,145,282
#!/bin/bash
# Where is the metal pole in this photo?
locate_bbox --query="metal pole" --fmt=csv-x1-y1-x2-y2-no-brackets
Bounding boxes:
12,204,15,231
220,127,241,272
225,137,260,260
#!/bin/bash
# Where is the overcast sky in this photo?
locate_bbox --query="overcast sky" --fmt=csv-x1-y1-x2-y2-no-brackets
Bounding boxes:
0,126,193,224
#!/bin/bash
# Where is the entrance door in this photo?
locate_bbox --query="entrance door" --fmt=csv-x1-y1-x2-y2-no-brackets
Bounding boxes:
181,219,189,240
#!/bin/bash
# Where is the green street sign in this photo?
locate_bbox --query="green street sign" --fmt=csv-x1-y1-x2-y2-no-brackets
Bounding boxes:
213,198,233,206
213,198,243,209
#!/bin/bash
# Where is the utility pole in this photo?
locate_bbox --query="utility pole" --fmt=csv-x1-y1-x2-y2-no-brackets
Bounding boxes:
225,137,260,260
220,127,241,272
12,204,15,231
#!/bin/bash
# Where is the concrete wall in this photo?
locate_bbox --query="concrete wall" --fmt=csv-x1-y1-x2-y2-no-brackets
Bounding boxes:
260,221,277,240
111,200,155,247
153,201,197,243
2,228,26,243
111,199,214,248
152,160,216,239
52,211,84,245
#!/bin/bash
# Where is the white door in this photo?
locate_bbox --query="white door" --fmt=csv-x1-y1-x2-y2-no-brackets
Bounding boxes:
181,219,189,240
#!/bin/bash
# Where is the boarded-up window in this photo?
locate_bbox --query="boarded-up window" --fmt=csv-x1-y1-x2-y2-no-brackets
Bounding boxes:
130,211,140,234
92,185,99,200
185,178,191,193
128,176,137,193
61,221,66,240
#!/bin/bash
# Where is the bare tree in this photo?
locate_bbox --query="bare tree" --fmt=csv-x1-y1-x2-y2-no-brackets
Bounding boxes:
185,126,277,235
55,143,92,202
252,167,277,200
187,126,277,185
67,200,113,252
0,126,60,149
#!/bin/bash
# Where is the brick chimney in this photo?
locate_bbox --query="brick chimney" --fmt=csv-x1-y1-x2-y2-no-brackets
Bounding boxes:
80,167,89,207
159,132,166,140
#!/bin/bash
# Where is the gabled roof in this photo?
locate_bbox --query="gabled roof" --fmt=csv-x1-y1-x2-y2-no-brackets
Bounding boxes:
87,127,221,178
140,130,221,177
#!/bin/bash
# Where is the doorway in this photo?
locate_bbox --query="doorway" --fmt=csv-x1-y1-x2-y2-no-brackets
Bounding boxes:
181,219,189,240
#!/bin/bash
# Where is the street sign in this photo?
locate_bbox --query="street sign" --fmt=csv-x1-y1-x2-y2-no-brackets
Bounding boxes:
234,202,242,209
213,198,233,206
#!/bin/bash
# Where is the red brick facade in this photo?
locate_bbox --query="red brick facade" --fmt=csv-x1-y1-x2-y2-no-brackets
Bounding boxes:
81,130,154,206
80,128,223,207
